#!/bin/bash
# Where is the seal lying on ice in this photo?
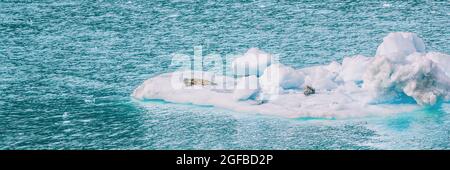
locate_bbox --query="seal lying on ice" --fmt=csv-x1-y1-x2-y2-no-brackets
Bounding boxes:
183,78,217,86
304,85,315,96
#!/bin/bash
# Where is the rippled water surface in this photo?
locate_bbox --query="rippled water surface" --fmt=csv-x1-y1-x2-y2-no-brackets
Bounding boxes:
1,0,449,149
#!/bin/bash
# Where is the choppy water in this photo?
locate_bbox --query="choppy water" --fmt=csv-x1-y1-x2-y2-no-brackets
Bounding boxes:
1,0,449,149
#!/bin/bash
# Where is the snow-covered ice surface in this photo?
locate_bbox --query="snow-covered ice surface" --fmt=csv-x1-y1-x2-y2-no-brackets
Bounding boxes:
133,32,450,118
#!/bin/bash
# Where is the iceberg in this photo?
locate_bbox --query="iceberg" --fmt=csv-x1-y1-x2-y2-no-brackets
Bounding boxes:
132,32,450,118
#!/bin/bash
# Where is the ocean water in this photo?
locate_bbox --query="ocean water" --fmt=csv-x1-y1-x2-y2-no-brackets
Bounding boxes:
1,0,449,149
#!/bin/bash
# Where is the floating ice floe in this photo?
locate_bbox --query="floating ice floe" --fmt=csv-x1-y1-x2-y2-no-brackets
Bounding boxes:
132,32,450,118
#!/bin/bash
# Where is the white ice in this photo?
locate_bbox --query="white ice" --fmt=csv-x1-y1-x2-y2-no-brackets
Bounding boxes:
132,32,450,118
231,48,272,76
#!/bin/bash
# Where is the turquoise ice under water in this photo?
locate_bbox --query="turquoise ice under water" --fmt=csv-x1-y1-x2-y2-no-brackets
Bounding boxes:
1,0,449,149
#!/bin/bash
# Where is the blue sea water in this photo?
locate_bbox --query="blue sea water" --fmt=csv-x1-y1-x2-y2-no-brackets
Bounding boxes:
1,0,449,149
